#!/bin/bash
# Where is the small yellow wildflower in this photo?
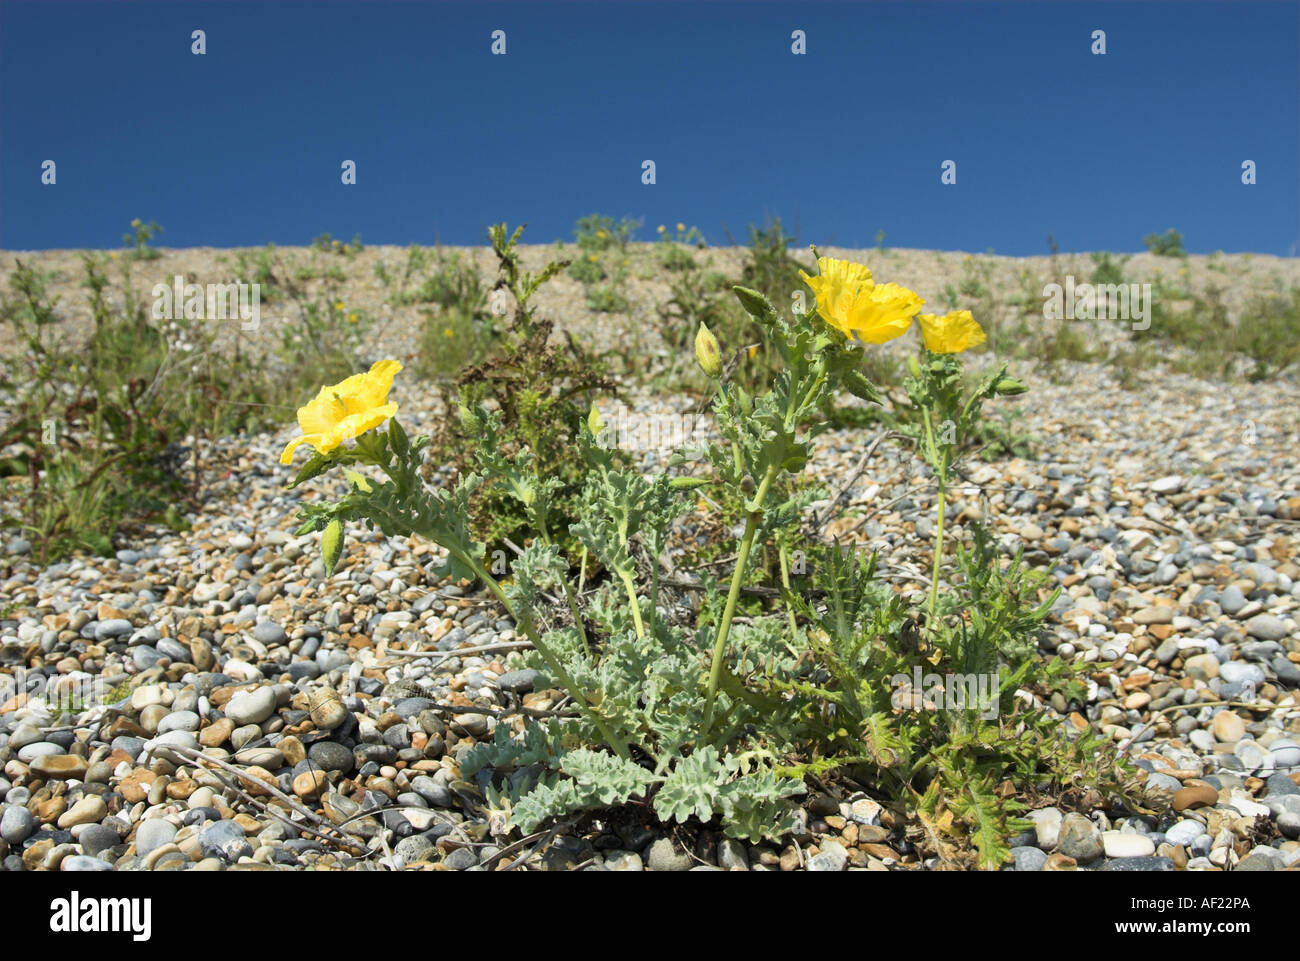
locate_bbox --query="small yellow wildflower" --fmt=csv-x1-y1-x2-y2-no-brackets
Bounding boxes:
334,301,344,311
444,327,454,337
588,254,599,262
280,359,402,464
800,256,922,344
676,222,685,233
917,310,986,353
131,218,142,229
347,312,358,324
657,225,666,233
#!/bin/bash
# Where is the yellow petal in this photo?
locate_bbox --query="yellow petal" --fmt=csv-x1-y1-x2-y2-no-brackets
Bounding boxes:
280,433,324,465
918,310,985,353
283,361,404,462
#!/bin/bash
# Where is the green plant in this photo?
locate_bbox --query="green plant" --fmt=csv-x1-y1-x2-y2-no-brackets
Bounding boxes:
285,257,1135,866
573,213,640,254
374,244,435,302
122,219,162,260
655,222,705,272
429,223,620,558
313,232,363,256
1089,251,1130,287
1143,228,1186,258
585,257,631,313
229,244,282,302
0,257,190,558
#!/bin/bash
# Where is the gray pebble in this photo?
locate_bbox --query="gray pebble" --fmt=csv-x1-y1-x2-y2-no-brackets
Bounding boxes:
1,805,35,844
135,818,178,857
646,838,693,872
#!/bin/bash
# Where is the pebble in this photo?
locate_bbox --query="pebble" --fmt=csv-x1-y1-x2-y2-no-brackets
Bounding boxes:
1098,856,1176,872
646,838,693,872
307,741,355,773
1102,831,1156,858
57,796,107,828
1213,711,1246,743
224,687,277,726
806,840,848,872
308,687,349,730
1173,784,1219,811
1,805,35,844
135,818,178,856
1243,614,1288,641
1057,814,1103,862
1029,807,1062,849
1011,846,1047,871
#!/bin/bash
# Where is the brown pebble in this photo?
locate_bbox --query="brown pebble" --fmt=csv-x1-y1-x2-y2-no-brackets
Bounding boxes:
293,770,329,799
1173,783,1219,812
199,717,235,748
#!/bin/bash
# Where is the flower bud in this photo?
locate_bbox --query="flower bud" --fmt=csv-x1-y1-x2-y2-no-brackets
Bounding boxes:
695,322,723,379
995,377,1027,395
588,403,604,436
907,355,922,378
321,518,344,576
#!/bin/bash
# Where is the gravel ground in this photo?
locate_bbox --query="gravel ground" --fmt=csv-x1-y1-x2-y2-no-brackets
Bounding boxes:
0,244,1298,871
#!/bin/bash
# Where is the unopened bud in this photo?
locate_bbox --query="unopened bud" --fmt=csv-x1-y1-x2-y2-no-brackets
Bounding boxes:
321,518,344,576
695,322,723,379
588,403,604,436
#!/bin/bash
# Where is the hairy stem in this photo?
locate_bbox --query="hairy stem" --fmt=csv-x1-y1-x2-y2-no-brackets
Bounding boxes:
778,540,799,641
454,547,630,760
618,570,646,640
701,462,780,736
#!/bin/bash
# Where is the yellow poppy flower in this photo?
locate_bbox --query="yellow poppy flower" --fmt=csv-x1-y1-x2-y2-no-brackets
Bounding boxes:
800,256,922,344
280,359,402,464
657,225,666,233
131,218,142,229
676,222,685,233
334,301,345,311
917,310,986,353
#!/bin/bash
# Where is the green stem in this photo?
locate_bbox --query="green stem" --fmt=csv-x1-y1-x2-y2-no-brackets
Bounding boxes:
618,570,646,640
777,540,799,641
929,472,947,617
701,462,780,736
921,407,950,617
454,547,631,760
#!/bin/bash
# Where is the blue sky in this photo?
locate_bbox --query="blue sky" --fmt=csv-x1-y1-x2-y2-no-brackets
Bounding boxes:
1,0,1296,255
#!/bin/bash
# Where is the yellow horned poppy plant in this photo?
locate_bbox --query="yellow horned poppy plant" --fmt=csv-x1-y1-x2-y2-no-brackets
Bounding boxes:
917,310,986,353
800,256,923,344
280,359,402,464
